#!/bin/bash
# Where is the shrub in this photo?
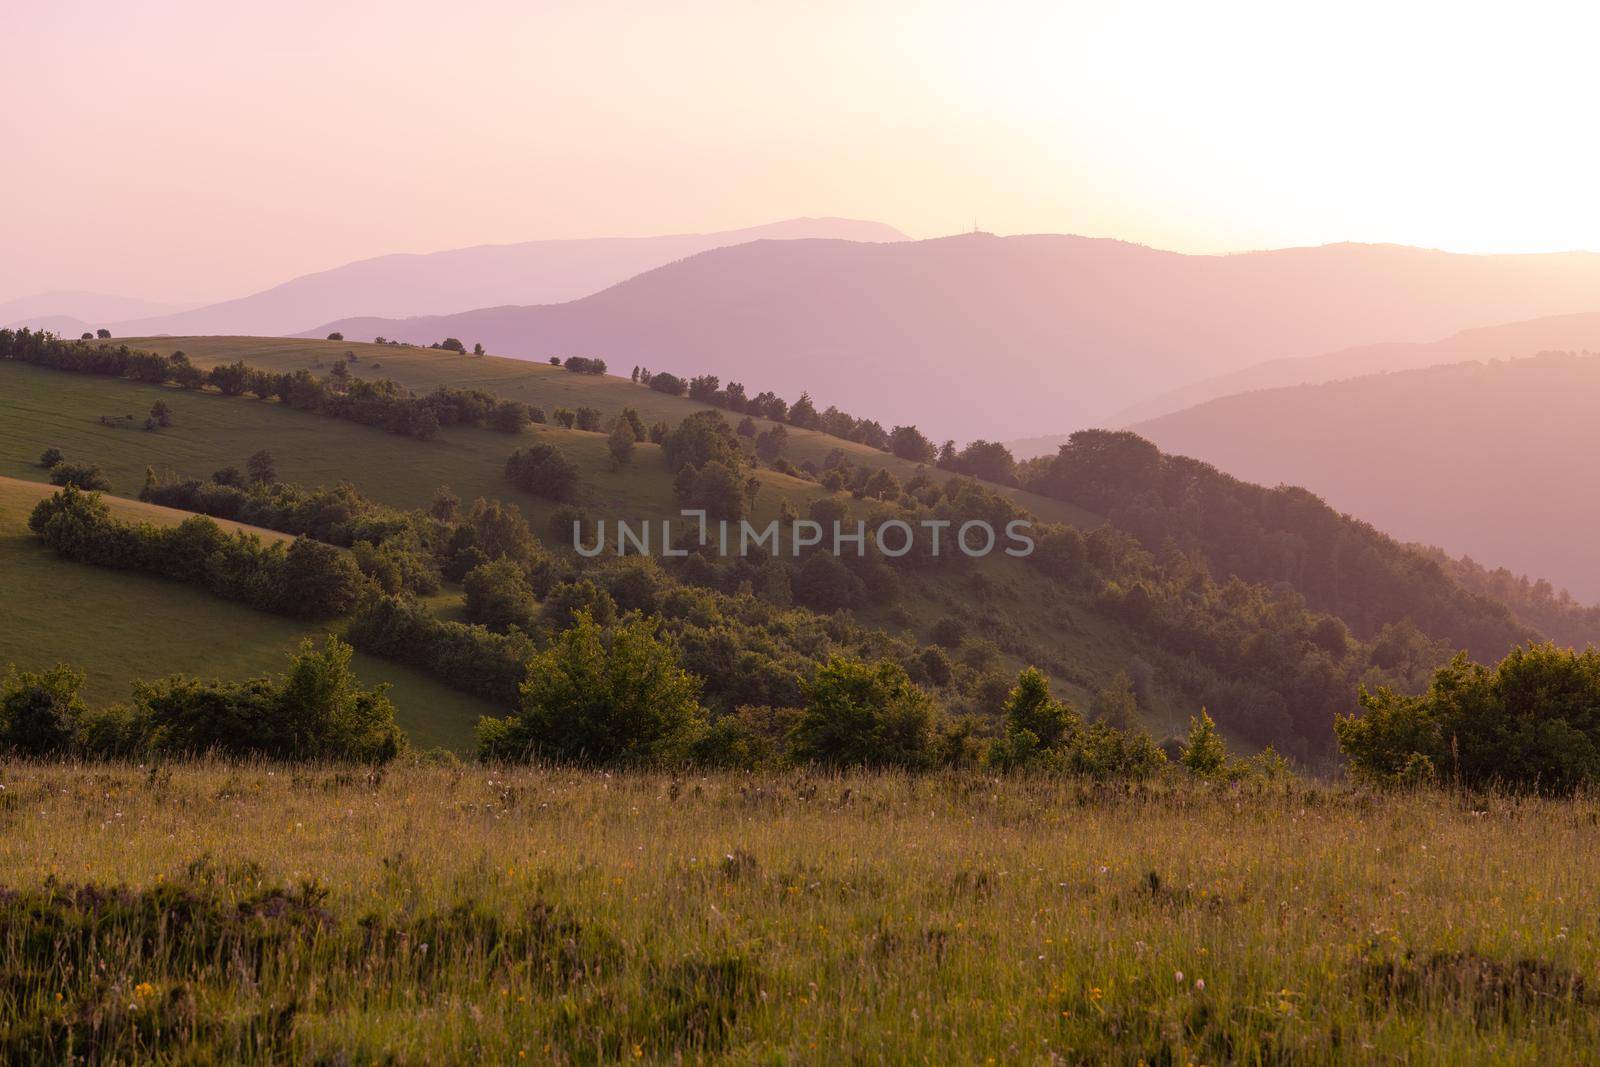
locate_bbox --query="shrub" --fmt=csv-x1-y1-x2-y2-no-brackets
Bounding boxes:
791,657,938,769
38,447,63,468
1179,710,1229,778
49,461,110,491
463,559,538,631
1337,643,1600,792
477,612,705,765
505,443,580,502
0,664,89,755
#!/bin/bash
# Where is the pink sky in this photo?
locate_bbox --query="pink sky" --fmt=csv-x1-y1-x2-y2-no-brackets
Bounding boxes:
5,0,1599,305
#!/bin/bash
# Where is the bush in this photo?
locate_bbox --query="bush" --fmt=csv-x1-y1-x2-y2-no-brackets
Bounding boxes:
504,443,580,502
38,447,63,468
477,612,705,765
0,664,89,755
49,461,110,491
347,595,532,705
791,657,938,769
463,559,538,631
1336,643,1600,792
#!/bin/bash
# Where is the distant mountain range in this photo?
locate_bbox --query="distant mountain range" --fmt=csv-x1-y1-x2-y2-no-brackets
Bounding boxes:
1110,310,1600,427
15,218,903,340
306,236,1600,441
1130,351,1600,600
1,290,182,333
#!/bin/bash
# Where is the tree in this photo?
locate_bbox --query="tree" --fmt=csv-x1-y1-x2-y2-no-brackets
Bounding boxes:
787,392,820,429
80,332,93,341
662,410,744,473
246,449,278,485
1337,643,1600,792
889,425,936,463
437,337,467,353
790,551,864,612
281,537,365,618
792,657,938,769
473,342,485,356
1180,710,1228,778
96,329,111,339
477,611,704,765
676,459,745,521
429,485,461,524
1091,671,1139,731
463,559,538,631
48,462,110,491
754,424,788,463
489,399,530,433
38,447,63,469
149,399,173,428
649,372,687,396
0,664,88,755
326,331,344,341
1002,667,1081,749
608,418,636,468
504,443,580,501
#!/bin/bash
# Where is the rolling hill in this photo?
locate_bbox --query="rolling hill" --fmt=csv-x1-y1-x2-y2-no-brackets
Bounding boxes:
307,235,1600,441
1132,352,1600,601
0,476,495,749
12,331,1600,763
45,219,904,339
0,290,181,333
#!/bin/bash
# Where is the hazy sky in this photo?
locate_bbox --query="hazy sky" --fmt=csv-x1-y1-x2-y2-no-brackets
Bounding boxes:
6,0,1599,304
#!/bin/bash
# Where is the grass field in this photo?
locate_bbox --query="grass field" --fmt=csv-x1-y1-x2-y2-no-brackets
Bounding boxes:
107,335,1103,528
1,761,1595,1064
0,477,497,751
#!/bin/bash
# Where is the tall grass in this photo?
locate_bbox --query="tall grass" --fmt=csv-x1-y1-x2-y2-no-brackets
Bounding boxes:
2,760,1596,1063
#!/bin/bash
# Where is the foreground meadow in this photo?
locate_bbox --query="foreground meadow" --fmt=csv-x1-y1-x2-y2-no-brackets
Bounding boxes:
1,762,1597,1064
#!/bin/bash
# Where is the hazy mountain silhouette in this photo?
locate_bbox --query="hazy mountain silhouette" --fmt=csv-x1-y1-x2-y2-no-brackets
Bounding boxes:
89,218,904,338
1110,311,1600,427
1,290,181,332
307,235,1600,441
1131,352,1600,600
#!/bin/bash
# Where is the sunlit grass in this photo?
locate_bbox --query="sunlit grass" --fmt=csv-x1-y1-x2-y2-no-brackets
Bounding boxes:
2,761,1595,1063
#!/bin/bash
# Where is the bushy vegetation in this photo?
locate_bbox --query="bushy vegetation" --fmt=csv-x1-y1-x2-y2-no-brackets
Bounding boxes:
29,487,364,619
1337,642,1600,792
1,637,402,761
0,327,543,442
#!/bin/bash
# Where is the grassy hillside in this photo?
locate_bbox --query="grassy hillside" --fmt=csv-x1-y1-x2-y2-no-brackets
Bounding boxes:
4,761,1596,1064
0,477,496,750
110,335,1102,528
0,356,1190,737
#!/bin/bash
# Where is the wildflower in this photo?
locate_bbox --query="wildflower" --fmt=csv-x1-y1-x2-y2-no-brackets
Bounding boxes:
1194,978,1205,991
1088,986,1103,1001
1175,970,1183,983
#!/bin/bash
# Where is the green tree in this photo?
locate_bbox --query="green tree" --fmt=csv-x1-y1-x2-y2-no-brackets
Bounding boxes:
246,449,277,485
477,612,704,765
463,559,538,631
48,462,110,491
608,417,637,468
1091,671,1139,731
0,664,89,755
1002,667,1081,748
792,657,938,769
1180,710,1228,778
504,443,580,501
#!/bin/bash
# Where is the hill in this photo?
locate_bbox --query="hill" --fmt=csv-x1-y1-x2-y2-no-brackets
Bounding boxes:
307,235,1600,441
8,330,1590,763
0,476,495,749
51,219,904,338
1107,310,1600,429
1131,352,1600,601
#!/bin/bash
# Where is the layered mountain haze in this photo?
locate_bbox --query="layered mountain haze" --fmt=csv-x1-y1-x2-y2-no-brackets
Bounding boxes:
308,236,1600,441
1131,351,1600,600
28,219,903,339
0,290,183,333
1110,311,1600,427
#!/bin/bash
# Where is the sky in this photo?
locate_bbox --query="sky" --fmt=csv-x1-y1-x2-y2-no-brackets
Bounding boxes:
5,0,1600,305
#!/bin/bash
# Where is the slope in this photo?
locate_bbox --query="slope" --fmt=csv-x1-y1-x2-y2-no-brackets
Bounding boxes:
0,477,497,750
1131,352,1600,601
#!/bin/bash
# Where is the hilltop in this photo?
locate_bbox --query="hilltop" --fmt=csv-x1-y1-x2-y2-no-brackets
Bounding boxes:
308,236,1600,440
39,219,904,338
